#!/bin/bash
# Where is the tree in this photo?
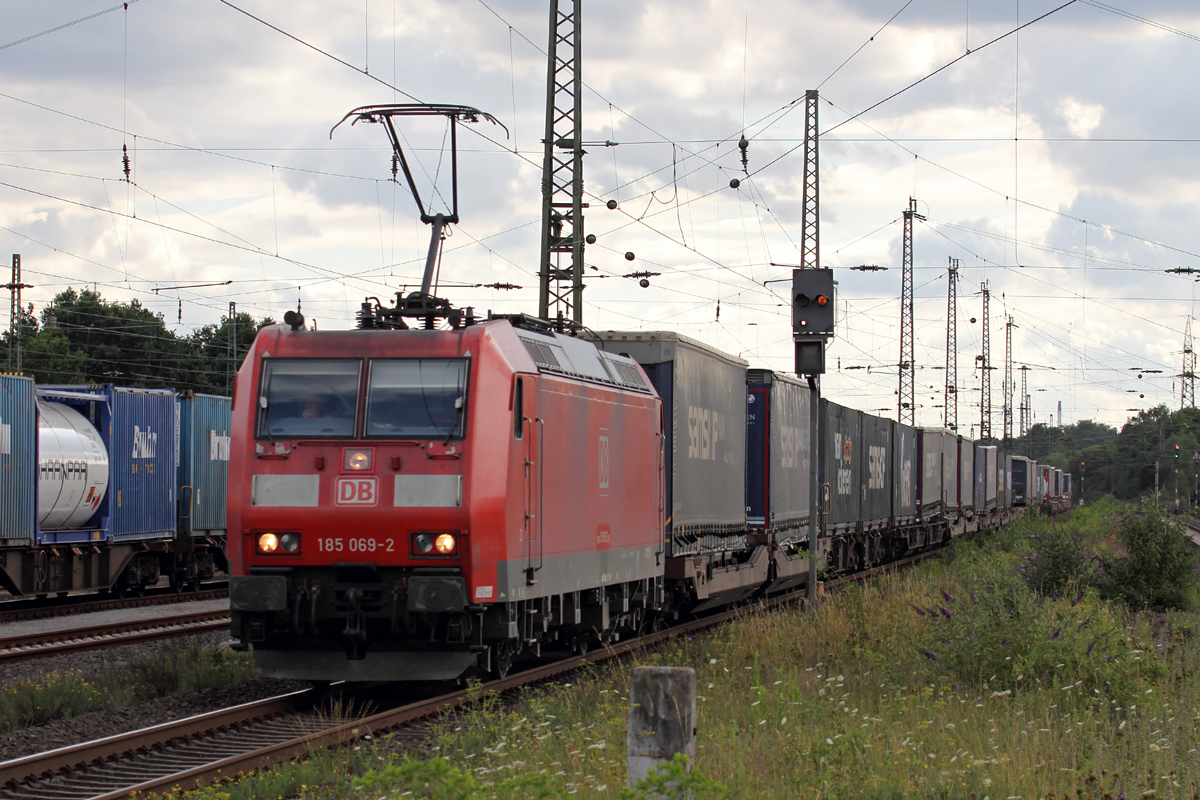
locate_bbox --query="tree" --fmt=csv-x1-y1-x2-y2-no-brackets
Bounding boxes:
2,289,274,395
189,311,275,394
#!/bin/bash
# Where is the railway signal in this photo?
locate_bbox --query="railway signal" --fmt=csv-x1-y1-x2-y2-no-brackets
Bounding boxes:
792,267,835,374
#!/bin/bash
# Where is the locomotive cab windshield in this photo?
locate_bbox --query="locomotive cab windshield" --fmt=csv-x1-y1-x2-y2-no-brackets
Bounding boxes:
366,358,467,439
255,356,469,440
257,358,360,438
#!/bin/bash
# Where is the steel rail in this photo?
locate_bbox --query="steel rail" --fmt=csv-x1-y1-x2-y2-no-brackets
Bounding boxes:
0,689,315,791
0,548,948,799
0,610,231,664
0,584,230,625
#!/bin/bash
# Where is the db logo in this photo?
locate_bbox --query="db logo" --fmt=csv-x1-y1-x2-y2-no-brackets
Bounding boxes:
335,477,378,506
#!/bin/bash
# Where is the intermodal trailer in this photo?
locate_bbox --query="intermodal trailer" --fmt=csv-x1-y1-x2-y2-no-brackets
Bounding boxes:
0,374,36,547
958,436,975,520
822,400,862,537
977,445,998,511
594,331,748,558
745,369,810,549
942,431,959,512
891,421,917,527
860,411,892,531
916,428,947,521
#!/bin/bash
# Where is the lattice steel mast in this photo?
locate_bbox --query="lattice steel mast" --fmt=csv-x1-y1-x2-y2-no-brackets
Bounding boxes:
944,258,958,431
1183,316,1196,410
980,281,992,439
537,0,585,328
1020,364,1030,440
1004,316,1016,442
800,90,819,270
899,198,923,426
4,254,32,373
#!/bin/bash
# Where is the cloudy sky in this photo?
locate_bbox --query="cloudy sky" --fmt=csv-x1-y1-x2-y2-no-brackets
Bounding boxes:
2,0,1198,432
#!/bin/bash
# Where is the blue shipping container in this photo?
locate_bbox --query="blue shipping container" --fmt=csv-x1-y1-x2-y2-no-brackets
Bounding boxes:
0,375,36,546
178,393,231,535
109,387,177,540
36,386,177,544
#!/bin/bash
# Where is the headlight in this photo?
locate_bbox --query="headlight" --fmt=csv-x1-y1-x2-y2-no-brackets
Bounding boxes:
413,533,435,554
343,448,374,471
280,533,301,553
257,533,280,553
434,533,457,555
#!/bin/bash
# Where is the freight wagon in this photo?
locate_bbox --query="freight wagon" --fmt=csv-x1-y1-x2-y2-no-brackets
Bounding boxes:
0,377,230,596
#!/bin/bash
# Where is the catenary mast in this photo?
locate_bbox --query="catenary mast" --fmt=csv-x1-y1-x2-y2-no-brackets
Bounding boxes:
537,0,585,328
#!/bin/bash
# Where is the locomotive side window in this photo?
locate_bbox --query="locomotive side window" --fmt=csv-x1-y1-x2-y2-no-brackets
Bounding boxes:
365,359,467,439
257,359,361,438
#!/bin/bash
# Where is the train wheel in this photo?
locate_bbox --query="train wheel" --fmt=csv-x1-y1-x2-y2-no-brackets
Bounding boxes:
573,635,591,656
170,576,186,594
492,639,515,679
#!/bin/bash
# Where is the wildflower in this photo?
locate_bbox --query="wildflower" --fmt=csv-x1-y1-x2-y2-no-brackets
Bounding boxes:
940,607,953,620
1087,643,1094,655
922,650,938,662
912,605,927,616
1050,630,1061,640
1073,594,1083,606
942,590,954,603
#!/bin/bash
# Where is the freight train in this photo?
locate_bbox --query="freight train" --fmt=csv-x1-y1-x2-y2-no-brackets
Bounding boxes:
0,376,230,597
226,312,1071,682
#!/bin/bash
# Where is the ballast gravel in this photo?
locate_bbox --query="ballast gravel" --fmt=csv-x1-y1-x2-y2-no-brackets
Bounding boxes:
0,668,309,763
0,629,235,688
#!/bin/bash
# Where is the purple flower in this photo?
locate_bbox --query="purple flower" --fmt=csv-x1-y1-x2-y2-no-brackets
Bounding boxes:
922,650,938,661
1087,643,1094,655
940,607,953,620
1073,595,1083,606
912,605,927,616
1050,630,1061,640
1000,640,1008,648
942,591,955,603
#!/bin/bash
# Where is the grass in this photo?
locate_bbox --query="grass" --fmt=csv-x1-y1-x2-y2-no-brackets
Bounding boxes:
0,639,260,733
171,502,1200,798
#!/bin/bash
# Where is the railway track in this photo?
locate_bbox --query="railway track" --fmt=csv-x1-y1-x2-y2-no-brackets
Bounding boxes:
0,583,230,625
0,550,941,800
0,610,232,665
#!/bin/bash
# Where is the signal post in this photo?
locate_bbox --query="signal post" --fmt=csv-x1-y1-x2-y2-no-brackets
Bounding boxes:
792,268,834,611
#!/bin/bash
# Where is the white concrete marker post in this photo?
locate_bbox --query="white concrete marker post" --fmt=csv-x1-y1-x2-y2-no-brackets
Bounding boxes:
626,666,697,787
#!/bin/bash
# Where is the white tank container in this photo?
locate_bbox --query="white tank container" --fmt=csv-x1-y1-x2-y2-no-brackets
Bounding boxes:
38,401,109,529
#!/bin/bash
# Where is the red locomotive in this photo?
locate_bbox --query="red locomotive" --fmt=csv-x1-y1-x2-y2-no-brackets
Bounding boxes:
227,314,664,680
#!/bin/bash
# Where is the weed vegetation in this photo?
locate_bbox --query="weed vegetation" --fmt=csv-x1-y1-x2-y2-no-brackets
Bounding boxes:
173,500,1200,799
0,639,259,733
